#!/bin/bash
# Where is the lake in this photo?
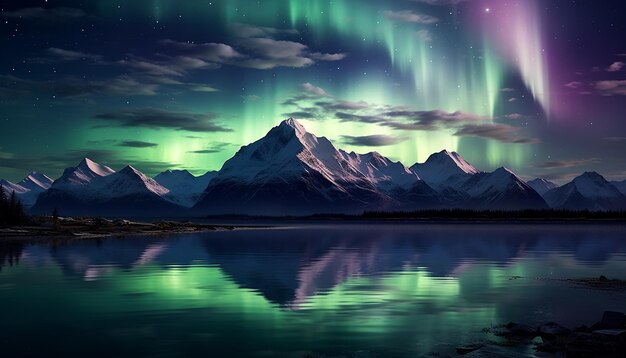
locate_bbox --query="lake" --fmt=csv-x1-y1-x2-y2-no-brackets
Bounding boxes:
1,223,626,357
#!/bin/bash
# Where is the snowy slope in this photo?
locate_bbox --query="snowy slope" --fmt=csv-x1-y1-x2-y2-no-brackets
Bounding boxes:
31,160,183,216
544,172,626,210
1,178,44,208
0,179,29,195
457,167,548,210
195,118,411,215
53,158,115,189
526,178,559,196
339,150,420,190
611,179,626,196
410,150,479,187
18,172,53,192
155,169,217,207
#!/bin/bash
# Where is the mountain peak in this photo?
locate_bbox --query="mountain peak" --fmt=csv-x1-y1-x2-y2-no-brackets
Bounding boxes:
526,178,558,196
576,171,603,180
19,171,53,191
493,167,515,175
411,149,479,185
77,158,115,177
279,117,307,136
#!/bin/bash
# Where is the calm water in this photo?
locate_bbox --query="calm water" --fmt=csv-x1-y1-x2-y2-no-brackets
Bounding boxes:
1,223,626,357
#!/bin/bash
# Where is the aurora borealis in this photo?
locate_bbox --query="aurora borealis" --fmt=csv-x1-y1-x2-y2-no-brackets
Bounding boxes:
1,0,626,183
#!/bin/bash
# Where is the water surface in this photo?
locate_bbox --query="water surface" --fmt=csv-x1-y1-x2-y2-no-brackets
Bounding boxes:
1,223,626,357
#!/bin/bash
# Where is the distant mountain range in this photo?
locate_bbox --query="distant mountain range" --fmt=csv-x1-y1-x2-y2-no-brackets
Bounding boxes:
1,118,625,217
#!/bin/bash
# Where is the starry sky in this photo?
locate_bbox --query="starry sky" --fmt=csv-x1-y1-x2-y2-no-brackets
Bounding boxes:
1,0,625,183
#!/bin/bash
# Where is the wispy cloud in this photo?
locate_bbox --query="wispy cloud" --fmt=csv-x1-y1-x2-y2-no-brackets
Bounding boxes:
455,124,540,144
282,86,539,145
535,158,599,169
341,134,408,147
564,81,583,89
383,10,438,24
1,7,87,21
607,61,624,72
94,108,232,132
301,83,329,96
187,142,234,154
118,140,159,148
415,29,433,42
594,80,626,96
161,26,346,71
44,47,102,62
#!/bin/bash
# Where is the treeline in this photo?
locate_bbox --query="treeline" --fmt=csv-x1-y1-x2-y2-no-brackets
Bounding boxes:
360,209,626,220
0,186,28,227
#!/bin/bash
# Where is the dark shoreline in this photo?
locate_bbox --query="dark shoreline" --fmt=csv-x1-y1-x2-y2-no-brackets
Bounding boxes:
2,211,626,242
0,216,262,243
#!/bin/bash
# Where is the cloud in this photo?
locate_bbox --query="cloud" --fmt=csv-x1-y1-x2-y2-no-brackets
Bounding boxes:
1,7,87,21
535,158,599,169
237,38,319,69
383,10,438,24
94,108,232,132
594,80,626,96
319,100,371,111
0,75,39,97
231,23,299,38
45,47,102,62
607,61,624,72
118,141,158,148
309,52,347,61
454,124,540,144
53,75,160,97
336,112,386,124
504,113,524,120
564,81,583,89
160,39,243,63
189,84,219,92
501,88,515,92
282,111,318,119
603,137,626,142
382,110,490,130
188,142,233,154
415,30,433,43
162,37,344,70
341,134,408,147
118,55,215,77
301,83,329,96
281,90,538,145
0,74,159,98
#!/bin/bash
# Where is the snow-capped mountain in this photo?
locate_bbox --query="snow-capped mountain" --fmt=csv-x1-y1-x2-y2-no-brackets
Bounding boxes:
339,150,420,190
194,118,434,215
8,119,623,217
610,180,626,196
0,179,28,196
154,169,217,207
456,167,548,210
544,172,626,211
1,172,54,208
410,150,479,188
526,178,559,196
32,159,183,216
53,158,115,189
18,172,53,192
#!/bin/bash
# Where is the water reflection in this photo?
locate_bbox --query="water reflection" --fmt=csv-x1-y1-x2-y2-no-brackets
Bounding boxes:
1,224,626,357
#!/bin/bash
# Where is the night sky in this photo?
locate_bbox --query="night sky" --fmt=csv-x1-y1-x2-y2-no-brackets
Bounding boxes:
1,0,625,183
